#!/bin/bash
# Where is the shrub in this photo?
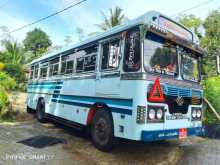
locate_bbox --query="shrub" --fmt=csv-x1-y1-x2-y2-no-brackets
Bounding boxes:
203,76,220,123
0,72,16,90
4,63,26,85
0,88,8,111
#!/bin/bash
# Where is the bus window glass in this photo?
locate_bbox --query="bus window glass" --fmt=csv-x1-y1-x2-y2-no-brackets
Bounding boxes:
30,66,34,79
144,32,178,76
40,63,48,78
66,60,74,74
76,57,84,72
49,58,59,76
101,39,120,70
61,55,74,75
180,49,199,81
76,44,97,72
84,55,96,72
123,28,141,72
34,64,39,79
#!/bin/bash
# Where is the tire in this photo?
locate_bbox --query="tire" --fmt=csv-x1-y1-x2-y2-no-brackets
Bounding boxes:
27,106,34,113
36,99,46,123
91,110,115,152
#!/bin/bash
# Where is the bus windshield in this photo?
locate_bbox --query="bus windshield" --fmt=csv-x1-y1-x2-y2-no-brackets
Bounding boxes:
144,32,178,76
180,48,199,82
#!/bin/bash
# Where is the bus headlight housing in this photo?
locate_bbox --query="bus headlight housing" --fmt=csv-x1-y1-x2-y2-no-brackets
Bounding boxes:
147,106,164,123
192,107,202,120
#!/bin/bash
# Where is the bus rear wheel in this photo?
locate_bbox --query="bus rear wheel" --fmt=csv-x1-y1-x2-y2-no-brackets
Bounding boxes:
36,99,46,123
91,110,115,152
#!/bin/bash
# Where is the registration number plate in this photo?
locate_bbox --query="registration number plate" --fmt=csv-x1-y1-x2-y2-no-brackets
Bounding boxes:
179,128,187,139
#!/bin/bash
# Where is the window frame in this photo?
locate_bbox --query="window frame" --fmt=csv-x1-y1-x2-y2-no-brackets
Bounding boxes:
76,44,98,73
49,57,60,77
123,27,141,72
39,62,49,79
100,36,122,72
143,31,179,78
60,54,75,75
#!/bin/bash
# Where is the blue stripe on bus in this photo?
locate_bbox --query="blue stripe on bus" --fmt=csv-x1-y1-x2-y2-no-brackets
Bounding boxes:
51,94,133,107
28,85,63,90
28,81,63,86
51,99,132,115
54,90,61,94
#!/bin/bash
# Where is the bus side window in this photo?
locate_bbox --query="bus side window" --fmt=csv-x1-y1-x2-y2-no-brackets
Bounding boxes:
40,63,48,78
34,64,39,79
101,39,120,70
123,28,141,72
61,55,74,75
49,58,59,76
76,44,98,73
30,65,34,79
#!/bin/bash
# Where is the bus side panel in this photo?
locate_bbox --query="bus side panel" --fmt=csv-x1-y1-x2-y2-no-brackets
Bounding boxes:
46,77,96,125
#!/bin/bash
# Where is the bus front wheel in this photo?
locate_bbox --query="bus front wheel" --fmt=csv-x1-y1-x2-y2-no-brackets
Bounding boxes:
36,99,46,123
91,110,115,152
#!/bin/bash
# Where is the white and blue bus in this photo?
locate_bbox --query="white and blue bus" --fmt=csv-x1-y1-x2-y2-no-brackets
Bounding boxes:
27,11,204,151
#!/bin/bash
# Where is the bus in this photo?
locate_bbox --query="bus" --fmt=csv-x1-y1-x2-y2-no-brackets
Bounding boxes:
27,11,204,151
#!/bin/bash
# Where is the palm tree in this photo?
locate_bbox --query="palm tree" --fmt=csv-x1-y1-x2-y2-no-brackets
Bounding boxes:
97,7,126,31
2,40,24,65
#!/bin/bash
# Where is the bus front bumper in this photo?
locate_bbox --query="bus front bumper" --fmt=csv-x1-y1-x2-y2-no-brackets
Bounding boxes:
141,127,204,142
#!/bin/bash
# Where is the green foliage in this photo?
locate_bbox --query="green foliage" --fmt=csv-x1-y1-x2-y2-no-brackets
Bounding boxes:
97,7,126,31
178,14,202,38
0,72,16,90
4,63,26,85
0,40,25,64
0,87,8,111
23,28,52,59
0,72,16,111
201,10,220,76
203,76,220,123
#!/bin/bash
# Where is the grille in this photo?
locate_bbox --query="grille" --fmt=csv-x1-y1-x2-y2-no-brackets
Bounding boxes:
165,86,191,97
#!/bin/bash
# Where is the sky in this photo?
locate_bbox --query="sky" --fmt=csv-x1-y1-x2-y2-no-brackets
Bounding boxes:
0,0,219,47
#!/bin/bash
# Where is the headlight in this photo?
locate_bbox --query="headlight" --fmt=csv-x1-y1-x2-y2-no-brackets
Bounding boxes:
196,109,202,118
192,109,197,118
156,108,163,119
149,109,156,120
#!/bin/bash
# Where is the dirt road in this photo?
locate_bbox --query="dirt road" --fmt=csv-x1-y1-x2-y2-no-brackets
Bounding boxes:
0,119,182,165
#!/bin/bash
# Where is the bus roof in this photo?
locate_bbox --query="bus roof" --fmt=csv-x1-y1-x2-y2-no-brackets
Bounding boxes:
30,10,196,65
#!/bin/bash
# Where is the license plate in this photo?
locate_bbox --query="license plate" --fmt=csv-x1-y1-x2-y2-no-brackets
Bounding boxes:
179,128,187,139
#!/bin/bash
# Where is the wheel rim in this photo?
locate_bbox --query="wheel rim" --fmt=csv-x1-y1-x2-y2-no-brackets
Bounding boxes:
94,118,109,145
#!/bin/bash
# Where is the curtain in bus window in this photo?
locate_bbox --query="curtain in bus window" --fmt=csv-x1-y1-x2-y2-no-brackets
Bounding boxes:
123,28,141,72
101,39,120,70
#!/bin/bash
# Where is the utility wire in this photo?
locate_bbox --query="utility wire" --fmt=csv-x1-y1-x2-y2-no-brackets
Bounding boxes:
9,0,88,33
171,0,215,17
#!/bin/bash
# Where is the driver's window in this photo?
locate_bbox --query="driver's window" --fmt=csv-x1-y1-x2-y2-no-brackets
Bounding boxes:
101,38,120,70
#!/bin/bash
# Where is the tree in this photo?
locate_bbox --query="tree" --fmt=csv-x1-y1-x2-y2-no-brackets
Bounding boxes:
1,40,25,65
23,28,52,59
97,7,126,31
201,10,220,76
178,14,202,38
